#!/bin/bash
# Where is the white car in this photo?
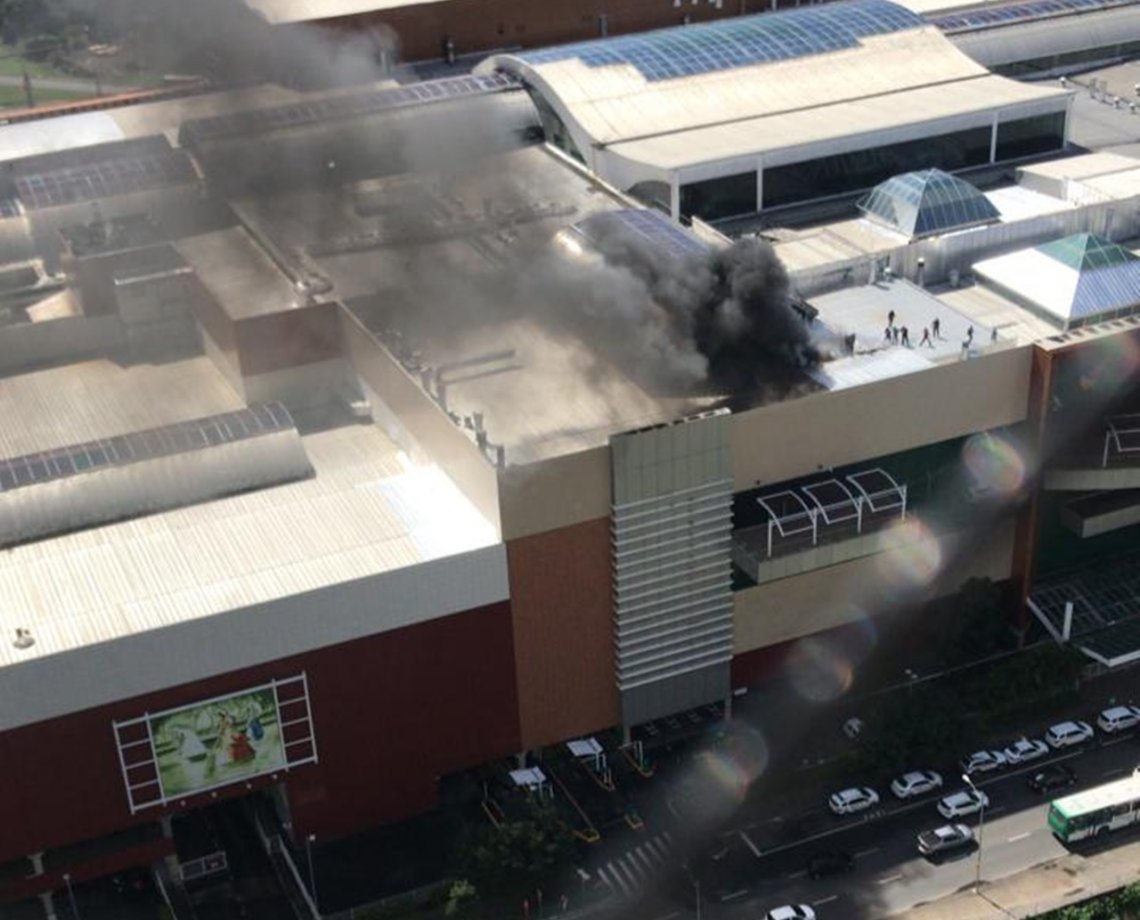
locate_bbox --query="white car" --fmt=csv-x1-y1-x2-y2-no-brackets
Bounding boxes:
890,770,943,799
765,907,816,920
1045,720,1093,749
1097,705,1140,734
828,786,880,815
937,789,989,819
1003,738,1049,764
961,750,1007,775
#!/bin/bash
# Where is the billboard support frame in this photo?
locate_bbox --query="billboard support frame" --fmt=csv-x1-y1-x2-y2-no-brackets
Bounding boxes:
113,673,317,814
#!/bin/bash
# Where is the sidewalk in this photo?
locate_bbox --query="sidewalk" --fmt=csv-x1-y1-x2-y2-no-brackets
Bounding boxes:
894,836,1140,919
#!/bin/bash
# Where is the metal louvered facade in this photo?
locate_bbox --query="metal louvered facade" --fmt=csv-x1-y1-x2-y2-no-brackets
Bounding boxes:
611,411,734,728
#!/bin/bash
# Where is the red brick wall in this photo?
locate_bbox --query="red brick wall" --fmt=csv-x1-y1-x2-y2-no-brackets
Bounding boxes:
325,0,765,62
0,601,519,869
506,517,618,749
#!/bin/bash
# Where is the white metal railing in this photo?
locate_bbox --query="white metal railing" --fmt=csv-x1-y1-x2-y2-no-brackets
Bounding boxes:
274,834,321,920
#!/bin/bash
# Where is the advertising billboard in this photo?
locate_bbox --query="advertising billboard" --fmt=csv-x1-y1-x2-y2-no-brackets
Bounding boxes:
149,685,286,799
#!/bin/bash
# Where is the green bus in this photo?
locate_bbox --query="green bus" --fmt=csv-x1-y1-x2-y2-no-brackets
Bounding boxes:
1048,768,1140,844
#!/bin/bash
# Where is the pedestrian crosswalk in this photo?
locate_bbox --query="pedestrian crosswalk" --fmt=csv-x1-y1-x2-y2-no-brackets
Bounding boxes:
593,831,674,898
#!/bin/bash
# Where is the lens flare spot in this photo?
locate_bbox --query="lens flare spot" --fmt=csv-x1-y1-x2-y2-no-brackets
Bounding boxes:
691,724,770,813
963,432,1026,496
876,516,942,588
786,634,856,703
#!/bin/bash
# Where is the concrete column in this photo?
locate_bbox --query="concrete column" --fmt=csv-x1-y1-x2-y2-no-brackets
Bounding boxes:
38,890,56,920
29,852,44,876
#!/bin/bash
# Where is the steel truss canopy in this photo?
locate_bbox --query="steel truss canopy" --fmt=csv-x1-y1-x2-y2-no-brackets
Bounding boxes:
1029,556,1140,667
1104,413,1140,467
753,467,908,558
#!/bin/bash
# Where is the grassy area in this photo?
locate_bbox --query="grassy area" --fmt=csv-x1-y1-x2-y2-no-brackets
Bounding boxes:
0,45,71,79
0,84,93,108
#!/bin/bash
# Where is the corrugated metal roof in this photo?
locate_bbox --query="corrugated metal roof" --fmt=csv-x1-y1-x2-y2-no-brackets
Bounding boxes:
0,424,498,669
489,23,987,149
0,357,245,459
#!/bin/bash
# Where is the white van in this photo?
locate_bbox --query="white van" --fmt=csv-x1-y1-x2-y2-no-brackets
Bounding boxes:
1097,705,1140,734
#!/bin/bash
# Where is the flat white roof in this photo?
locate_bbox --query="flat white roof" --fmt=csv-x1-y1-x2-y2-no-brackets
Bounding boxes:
0,422,498,671
242,0,449,23
606,75,1066,171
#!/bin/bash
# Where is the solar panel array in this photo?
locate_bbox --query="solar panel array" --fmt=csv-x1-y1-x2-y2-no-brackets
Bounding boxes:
858,169,999,239
0,402,294,494
613,208,710,259
180,73,520,146
578,208,709,260
931,0,1139,33
14,152,198,211
517,0,924,81
2,135,172,180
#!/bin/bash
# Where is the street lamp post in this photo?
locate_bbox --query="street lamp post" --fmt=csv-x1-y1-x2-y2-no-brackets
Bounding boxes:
694,877,701,920
63,872,81,919
962,774,985,893
306,833,319,914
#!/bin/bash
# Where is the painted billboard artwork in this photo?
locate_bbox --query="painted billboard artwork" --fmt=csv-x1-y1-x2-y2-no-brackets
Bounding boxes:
149,686,285,798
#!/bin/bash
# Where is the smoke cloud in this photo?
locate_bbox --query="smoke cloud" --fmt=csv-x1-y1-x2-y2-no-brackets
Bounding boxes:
579,218,822,392
64,0,397,88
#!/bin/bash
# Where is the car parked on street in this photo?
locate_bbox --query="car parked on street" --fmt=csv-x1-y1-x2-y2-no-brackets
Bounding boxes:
1027,763,1076,794
1096,705,1140,734
807,850,853,879
764,906,816,920
891,770,943,799
961,750,1007,775
917,823,974,857
828,786,879,815
1045,720,1093,749
1003,737,1049,764
937,789,989,819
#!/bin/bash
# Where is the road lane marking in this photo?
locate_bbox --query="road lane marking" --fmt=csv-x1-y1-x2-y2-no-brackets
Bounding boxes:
787,870,808,880
988,806,1007,816
1103,736,1131,747
740,830,762,858
878,873,904,884
1007,832,1031,843
721,889,748,902
1102,767,1128,778
813,895,839,906
854,847,880,859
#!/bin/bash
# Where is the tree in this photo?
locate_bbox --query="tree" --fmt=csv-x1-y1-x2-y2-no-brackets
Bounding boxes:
856,682,968,779
456,800,575,894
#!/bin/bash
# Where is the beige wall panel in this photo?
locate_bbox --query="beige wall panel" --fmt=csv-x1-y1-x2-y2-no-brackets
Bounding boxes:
733,519,1016,652
731,347,1033,490
341,307,501,532
498,446,612,541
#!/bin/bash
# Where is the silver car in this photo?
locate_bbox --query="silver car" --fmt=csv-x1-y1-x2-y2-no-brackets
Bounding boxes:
918,823,974,857
937,789,989,819
1003,738,1049,764
960,749,1007,775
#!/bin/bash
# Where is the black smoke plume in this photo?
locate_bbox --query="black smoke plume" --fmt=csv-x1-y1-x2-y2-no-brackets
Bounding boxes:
582,218,821,393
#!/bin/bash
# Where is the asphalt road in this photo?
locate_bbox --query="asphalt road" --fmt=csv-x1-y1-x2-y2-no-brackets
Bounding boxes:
643,731,1140,920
